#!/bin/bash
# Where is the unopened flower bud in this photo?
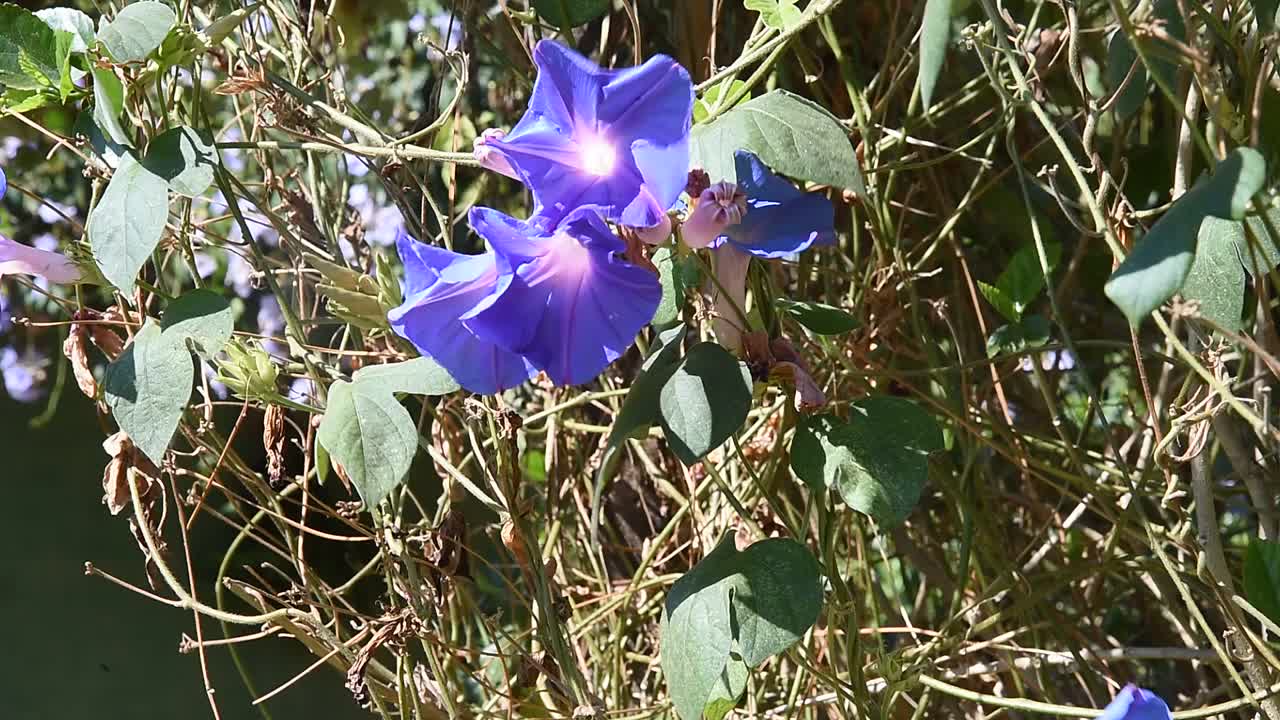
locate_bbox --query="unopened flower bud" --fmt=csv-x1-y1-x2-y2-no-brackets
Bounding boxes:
682,182,746,249
473,128,520,180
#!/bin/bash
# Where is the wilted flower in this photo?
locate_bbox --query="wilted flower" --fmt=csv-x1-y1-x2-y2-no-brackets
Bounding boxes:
477,40,693,228
1098,685,1171,720
389,206,661,393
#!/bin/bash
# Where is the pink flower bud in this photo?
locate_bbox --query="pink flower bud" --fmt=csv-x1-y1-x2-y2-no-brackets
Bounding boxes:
631,213,672,245
681,182,746,249
0,236,80,284
473,128,520,180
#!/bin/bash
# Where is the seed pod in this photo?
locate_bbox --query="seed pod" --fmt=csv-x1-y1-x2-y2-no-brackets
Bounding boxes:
63,326,97,399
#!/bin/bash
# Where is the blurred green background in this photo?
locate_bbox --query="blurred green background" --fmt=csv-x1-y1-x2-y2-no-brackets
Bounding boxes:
0,392,364,718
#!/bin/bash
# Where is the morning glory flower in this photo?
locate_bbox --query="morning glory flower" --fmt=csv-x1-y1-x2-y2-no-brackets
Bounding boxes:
465,207,661,386
476,40,693,228
1098,685,1172,720
709,151,836,258
0,235,81,284
388,229,537,395
693,151,836,351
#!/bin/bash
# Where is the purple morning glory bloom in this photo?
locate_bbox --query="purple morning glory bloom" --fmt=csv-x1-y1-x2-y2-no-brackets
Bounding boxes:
0,290,11,334
1098,685,1172,720
388,228,537,395
710,150,836,258
465,207,662,386
479,40,693,228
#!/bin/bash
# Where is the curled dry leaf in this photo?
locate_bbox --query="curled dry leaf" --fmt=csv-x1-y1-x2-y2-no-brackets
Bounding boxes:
63,324,97,400
264,402,286,486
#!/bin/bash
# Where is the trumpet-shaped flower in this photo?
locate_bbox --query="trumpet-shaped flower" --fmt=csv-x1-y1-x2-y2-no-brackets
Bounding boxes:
388,229,537,395
465,207,661,387
711,150,836,258
479,40,693,228
1098,686,1171,720
0,236,81,284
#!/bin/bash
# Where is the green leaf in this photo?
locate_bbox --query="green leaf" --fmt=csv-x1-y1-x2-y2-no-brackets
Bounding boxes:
352,357,461,397
918,0,952,111
531,0,609,28
162,290,233,359
693,80,748,124
1183,217,1247,331
791,397,943,526
691,89,865,194
776,298,858,335
97,1,176,64
36,7,95,53
88,154,170,294
91,67,132,148
1105,29,1147,121
1245,540,1280,627
986,315,1051,359
143,126,216,196
653,248,700,328
202,3,260,45
661,535,823,720
317,380,419,508
743,0,803,29
978,241,1061,323
659,342,753,465
1105,148,1266,326
0,3,61,90
610,325,686,448
53,29,73,100
1257,0,1280,33
103,320,194,466
74,110,128,167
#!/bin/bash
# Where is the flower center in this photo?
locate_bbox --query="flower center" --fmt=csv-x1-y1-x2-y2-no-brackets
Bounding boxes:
548,232,593,279
578,136,616,176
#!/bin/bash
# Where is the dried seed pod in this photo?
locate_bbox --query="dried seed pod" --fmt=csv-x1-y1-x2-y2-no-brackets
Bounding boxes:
264,403,287,487
63,326,96,399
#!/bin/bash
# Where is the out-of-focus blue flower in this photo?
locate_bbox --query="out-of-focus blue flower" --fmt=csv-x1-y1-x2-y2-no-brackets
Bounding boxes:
1098,685,1171,720
202,362,228,400
477,40,693,228
0,137,22,163
345,154,370,178
388,228,536,395
709,151,835,258
408,12,427,33
226,251,255,298
37,200,78,225
0,290,11,334
365,205,403,248
1,346,47,404
288,377,315,404
257,295,285,337
390,207,661,393
193,249,218,279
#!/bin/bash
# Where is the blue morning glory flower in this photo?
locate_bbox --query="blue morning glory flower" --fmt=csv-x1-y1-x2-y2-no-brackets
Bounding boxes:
708,150,836,258
1098,685,1172,720
476,40,693,229
1,346,47,404
388,228,537,396
465,207,661,387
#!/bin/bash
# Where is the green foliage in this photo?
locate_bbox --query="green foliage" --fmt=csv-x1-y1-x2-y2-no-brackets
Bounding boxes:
161,290,233,359
661,535,823,720
0,3,62,90
792,397,943,526
977,242,1061,324
102,320,193,465
531,0,609,28
87,154,170,294
918,0,952,111
91,67,132,148
986,314,1051,358
1245,540,1280,626
142,126,217,196
776,298,858,335
1105,148,1266,325
610,324,686,448
97,1,176,64
744,0,803,29
352,357,461,397
659,342,753,465
653,247,699,328
317,379,420,509
691,89,865,193
36,7,94,53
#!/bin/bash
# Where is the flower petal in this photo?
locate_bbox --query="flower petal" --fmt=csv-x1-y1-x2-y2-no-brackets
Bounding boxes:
526,39,604,133
600,54,694,146
0,235,80,284
388,248,535,395
721,151,835,259
397,227,462,297
466,210,659,386
1097,686,1172,720
0,166,7,199
628,137,690,224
